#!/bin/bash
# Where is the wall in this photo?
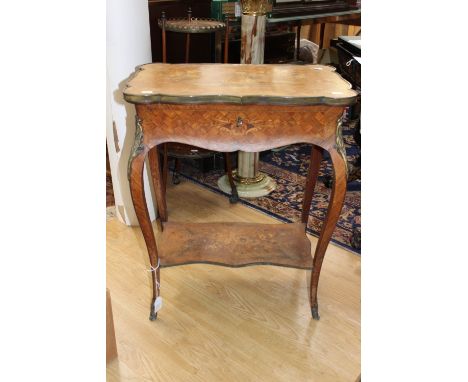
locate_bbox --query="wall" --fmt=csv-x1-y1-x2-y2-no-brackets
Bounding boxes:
106,0,157,225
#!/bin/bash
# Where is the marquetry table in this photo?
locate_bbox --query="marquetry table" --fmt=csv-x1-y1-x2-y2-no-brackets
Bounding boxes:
123,63,357,321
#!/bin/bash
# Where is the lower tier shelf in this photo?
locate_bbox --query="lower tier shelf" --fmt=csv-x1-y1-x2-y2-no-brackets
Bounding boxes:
159,222,312,269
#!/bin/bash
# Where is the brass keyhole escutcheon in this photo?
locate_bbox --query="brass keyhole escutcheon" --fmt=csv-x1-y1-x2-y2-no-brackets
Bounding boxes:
236,116,243,127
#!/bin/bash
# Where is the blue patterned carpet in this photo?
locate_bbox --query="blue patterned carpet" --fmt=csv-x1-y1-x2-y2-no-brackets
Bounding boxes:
178,113,361,254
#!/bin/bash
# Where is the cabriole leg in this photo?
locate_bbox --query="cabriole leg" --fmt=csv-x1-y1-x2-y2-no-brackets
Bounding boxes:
128,118,161,321
310,146,347,320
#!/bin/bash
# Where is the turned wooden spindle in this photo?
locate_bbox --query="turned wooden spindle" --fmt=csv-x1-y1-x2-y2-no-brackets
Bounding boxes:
296,23,301,61
185,7,192,63
161,11,167,63
224,16,229,64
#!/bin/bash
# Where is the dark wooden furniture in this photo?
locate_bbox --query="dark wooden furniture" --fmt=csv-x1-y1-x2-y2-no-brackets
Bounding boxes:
269,0,359,19
336,35,360,89
148,0,212,63
158,9,238,201
212,0,360,63
159,10,227,64
336,35,360,250
124,63,357,322
267,5,360,59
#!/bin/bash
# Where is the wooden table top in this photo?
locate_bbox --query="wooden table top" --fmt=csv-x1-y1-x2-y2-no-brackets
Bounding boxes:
124,64,358,106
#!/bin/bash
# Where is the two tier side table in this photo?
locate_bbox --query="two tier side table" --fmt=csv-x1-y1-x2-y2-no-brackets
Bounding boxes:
123,63,357,321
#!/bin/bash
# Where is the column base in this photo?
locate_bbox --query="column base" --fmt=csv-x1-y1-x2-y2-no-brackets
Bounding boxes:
218,172,276,198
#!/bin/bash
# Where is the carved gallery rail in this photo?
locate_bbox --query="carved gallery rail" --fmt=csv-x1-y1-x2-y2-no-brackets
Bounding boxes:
123,63,357,321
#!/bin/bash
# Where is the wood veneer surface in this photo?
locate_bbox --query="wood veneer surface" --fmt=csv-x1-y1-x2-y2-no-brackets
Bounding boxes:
159,222,312,268
124,63,357,104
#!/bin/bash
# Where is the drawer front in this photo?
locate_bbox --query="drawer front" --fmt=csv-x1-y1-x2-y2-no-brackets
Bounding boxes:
137,104,344,152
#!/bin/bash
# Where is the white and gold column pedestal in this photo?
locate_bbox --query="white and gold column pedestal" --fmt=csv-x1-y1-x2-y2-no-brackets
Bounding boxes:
218,152,276,198
218,0,276,198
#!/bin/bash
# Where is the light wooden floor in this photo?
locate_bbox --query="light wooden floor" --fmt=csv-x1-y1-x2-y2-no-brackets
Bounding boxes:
107,181,361,382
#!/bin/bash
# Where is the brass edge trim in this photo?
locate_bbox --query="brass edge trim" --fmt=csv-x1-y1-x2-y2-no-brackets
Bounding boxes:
163,28,225,34
242,12,267,16
157,18,226,33
160,260,312,270
159,17,223,22
127,115,145,181
161,26,226,34
123,93,358,106
335,116,349,178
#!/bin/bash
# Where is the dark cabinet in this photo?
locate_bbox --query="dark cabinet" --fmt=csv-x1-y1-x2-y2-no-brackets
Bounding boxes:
148,0,212,63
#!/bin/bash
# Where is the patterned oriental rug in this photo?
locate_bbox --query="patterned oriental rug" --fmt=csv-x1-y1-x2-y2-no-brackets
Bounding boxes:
177,116,361,255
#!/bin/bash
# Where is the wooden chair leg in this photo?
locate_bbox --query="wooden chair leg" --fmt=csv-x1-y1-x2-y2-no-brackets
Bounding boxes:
172,158,181,185
224,16,230,64
185,35,190,63
296,23,301,61
161,12,167,63
162,144,168,195
224,152,239,204
185,7,191,63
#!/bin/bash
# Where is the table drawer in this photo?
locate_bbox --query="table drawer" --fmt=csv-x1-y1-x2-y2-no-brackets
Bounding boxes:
137,103,345,152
